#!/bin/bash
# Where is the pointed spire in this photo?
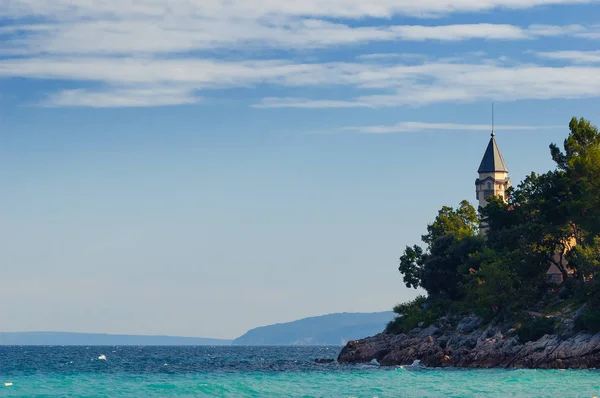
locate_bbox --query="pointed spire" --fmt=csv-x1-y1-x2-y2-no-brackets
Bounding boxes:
491,103,494,137
478,134,508,173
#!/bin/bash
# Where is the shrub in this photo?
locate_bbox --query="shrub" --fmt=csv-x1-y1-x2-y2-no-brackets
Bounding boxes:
465,259,520,321
583,277,600,308
558,286,572,300
386,296,444,335
517,315,556,343
575,307,600,333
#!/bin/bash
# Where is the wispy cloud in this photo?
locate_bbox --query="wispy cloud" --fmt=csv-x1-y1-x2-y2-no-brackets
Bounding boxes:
42,87,202,108
526,24,591,36
3,57,600,107
2,0,600,107
254,61,600,108
340,121,563,134
3,0,595,21
1,0,599,58
356,53,429,60
257,97,374,109
2,21,598,57
536,50,600,64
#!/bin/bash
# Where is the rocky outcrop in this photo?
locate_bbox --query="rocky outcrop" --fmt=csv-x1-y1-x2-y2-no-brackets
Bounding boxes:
337,316,600,369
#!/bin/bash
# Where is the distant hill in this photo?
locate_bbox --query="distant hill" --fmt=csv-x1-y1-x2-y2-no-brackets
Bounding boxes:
232,311,395,346
1,311,395,346
0,332,232,346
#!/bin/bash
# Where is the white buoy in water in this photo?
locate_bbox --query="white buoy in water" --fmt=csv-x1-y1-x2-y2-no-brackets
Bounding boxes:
98,354,107,360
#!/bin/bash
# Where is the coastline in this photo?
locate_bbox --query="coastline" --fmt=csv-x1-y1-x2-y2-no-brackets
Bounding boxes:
337,315,600,369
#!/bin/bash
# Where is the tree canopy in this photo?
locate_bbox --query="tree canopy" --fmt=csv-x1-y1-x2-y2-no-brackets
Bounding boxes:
421,200,479,245
398,200,483,300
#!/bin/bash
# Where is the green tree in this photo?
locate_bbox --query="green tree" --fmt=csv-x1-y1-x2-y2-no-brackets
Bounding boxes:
398,201,484,300
551,117,600,171
481,171,574,281
420,235,484,300
398,245,425,289
566,237,600,281
465,258,520,320
422,200,479,245
550,117,600,240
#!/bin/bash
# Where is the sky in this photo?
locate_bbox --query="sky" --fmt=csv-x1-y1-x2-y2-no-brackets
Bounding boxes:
1,0,600,339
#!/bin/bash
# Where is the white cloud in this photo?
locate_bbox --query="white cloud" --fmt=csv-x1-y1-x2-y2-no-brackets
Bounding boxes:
42,87,202,108
3,0,596,21
390,24,527,41
1,0,599,58
2,0,600,107
2,21,598,57
254,61,600,108
526,24,600,39
536,50,600,64
3,56,600,108
526,24,589,36
576,28,600,38
256,97,374,109
356,53,429,60
0,57,339,86
340,121,563,133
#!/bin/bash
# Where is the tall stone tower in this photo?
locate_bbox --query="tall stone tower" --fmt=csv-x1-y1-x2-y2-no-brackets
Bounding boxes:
475,132,510,209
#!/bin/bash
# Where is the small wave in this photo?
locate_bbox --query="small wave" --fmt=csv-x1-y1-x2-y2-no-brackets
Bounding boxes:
399,360,426,371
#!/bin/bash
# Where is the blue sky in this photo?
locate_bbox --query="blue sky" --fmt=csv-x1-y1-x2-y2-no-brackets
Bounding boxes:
1,0,600,339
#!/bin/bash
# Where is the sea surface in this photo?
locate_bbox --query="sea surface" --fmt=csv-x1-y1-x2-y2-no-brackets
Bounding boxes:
0,346,598,397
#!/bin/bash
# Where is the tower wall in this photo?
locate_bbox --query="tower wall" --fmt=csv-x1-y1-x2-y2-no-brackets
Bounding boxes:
475,172,510,208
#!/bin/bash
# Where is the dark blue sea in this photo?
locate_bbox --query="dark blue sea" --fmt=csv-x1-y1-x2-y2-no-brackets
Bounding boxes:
0,346,598,397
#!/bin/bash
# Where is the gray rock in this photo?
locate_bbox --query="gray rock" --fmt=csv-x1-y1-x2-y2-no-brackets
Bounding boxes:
337,316,600,369
457,316,481,334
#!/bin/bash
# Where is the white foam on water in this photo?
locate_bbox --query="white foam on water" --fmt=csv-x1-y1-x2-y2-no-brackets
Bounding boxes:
399,359,425,371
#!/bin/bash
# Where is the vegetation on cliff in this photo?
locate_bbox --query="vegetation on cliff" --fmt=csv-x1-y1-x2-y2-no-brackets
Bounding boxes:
388,117,600,337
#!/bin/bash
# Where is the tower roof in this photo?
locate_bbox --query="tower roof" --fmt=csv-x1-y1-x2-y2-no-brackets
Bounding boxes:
478,132,508,173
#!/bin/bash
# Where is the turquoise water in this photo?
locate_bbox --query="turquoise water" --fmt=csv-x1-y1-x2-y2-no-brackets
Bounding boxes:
1,346,599,397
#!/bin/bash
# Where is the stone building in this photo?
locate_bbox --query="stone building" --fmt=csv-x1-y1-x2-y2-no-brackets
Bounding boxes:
475,132,511,209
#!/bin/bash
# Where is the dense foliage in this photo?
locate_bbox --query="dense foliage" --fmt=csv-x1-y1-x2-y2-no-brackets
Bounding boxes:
516,315,557,343
389,117,600,335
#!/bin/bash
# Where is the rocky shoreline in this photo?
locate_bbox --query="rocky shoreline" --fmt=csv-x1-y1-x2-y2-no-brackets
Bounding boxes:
337,315,600,369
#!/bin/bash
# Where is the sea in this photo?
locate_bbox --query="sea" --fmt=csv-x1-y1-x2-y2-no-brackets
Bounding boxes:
0,346,598,397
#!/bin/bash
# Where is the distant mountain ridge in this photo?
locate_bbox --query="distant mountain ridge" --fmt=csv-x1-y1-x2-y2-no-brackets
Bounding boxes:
232,311,395,346
0,332,232,346
2,311,394,346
